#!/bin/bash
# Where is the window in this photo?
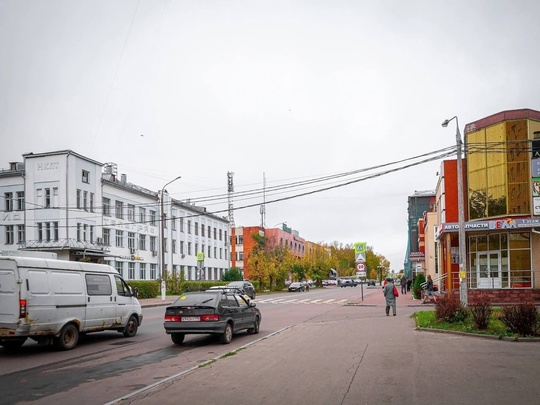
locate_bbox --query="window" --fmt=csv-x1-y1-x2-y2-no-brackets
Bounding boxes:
180,217,184,232
103,198,111,216
236,235,243,244
188,242,192,255
188,220,192,234
45,188,51,208
214,246,217,259
180,241,184,255
128,232,135,249
115,262,124,277
150,236,156,252
139,263,146,280
77,223,81,242
214,227,217,239
116,230,124,247
17,225,25,244
36,188,42,207
83,224,88,241
139,207,146,223
128,262,135,279
139,234,146,250
16,191,24,211
128,204,135,221
164,238,168,252
172,239,177,253
171,216,176,230
4,192,13,211
90,225,94,243
195,222,199,236
90,193,94,212
103,228,110,245
150,210,156,226
82,169,90,184
150,264,157,279
115,201,124,219
85,274,112,295
208,225,211,239
77,189,81,209
45,222,51,241
83,191,88,211
201,224,205,237
37,223,43,242
53,188,59,208
5,225,14,244
208,245,211,258
163,213,167,229
219,229,222,241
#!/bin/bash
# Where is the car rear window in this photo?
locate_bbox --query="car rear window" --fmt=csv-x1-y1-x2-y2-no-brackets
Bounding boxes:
172,293,219,306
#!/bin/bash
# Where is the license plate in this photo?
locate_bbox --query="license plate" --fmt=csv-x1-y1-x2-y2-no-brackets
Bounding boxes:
182,316,200,322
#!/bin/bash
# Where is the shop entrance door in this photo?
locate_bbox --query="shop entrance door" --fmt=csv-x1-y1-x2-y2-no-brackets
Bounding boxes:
477,252,501,288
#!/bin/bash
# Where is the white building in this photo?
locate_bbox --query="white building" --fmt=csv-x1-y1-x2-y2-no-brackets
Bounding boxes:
0,150,231,281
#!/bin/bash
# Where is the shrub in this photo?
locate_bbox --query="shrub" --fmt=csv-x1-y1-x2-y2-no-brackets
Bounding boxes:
413,273,426,300
499,302,539,336
435,294,469,323
469,297,492,330
127,281,160,299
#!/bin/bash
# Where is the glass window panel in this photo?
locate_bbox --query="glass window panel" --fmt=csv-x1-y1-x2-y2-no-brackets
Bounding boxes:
488,234,500,250
508,232,530,250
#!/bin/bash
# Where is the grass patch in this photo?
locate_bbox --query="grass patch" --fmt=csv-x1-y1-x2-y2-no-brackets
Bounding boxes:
412,309,514,338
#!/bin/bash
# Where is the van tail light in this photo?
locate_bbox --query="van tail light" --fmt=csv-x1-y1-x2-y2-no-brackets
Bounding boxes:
201,314,219,322
19,299,27,318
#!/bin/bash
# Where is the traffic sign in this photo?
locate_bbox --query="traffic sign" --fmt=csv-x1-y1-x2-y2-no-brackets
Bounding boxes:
196,252,205,262
356,262,366,272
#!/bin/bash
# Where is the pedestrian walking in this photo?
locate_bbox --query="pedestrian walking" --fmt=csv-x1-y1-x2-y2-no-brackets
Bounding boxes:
407,278,412,292
383,277,397,316
422,274,436,304
401,277,407,295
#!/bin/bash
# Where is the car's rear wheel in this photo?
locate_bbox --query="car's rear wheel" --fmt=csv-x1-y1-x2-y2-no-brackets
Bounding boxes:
220,323,233,344
247,317,260,334
54,323,79,351
171,333,185,345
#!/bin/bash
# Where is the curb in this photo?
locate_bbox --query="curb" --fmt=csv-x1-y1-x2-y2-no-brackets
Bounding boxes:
416,327,540,342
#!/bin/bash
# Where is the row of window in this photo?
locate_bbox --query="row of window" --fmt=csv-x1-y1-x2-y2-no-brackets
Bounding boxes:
108,261,227,281
101,198,227,240
76,189,95,212
3,192,24,211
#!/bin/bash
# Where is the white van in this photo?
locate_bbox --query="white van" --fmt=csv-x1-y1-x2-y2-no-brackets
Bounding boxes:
0,256,143,350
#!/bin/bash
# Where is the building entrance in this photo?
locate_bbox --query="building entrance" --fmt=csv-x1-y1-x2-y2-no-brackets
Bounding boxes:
476,251,501,289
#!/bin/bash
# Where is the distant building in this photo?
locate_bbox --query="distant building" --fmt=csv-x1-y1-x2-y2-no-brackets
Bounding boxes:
230,223,305,279
0,150,230,281
405,190,436,278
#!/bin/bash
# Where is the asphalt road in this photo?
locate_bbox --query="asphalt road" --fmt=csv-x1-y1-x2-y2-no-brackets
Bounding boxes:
3,286,540,405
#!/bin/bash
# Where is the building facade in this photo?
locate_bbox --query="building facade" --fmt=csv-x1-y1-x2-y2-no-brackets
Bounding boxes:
230,224,306,279
435,109,540,303
0,150,231,281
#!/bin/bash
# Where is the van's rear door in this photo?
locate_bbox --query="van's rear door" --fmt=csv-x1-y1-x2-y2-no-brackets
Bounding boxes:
0,262,20,331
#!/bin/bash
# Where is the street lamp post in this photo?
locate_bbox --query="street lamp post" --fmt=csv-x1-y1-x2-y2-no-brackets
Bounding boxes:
160,176,181,301
442,116,468,305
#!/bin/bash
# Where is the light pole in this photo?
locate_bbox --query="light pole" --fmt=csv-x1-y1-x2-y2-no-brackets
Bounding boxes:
160,176,181,301
442,116,468,305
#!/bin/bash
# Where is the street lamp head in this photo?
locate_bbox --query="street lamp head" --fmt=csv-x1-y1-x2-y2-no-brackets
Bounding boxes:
441,119,450,127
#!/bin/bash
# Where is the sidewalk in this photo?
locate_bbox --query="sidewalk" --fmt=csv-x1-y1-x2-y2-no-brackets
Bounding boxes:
121,285,539,405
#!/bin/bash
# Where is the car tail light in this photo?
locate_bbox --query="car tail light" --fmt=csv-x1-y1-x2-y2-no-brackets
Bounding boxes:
201,314,219,322
19,299,27,318
164,315,181,322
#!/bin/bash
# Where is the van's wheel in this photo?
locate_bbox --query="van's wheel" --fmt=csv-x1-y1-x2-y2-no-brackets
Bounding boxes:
220,323,233,344
0,337,27,350
123,315,138,337
171,333,185,345
247,317,260,335
54,324,79,351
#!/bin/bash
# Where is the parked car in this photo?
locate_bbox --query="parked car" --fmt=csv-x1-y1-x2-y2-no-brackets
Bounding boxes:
227,281,256,299
163,290,261,345
340,279,358,287
367,279,376,286
288,282,305,292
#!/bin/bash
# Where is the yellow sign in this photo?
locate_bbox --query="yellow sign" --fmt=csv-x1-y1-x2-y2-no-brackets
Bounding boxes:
460,270,466,279
196,252,205,262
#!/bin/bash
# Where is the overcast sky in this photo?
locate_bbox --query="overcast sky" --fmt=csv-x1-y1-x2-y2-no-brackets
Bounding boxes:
2,0,540,271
